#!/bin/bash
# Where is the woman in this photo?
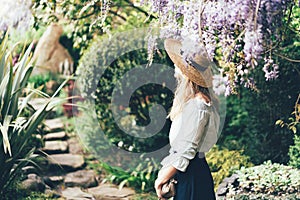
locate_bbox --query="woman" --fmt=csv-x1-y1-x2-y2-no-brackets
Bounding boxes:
155,39,220,200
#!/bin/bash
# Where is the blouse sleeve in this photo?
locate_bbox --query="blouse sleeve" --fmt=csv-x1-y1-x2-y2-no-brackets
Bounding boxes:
170,101,210,172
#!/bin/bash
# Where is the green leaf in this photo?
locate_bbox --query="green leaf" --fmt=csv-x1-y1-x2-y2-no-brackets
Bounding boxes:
118,179,128,189
1,65,13,118
0,115,12,156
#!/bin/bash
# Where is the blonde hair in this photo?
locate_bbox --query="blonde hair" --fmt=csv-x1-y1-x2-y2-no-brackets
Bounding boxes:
168,67,219,121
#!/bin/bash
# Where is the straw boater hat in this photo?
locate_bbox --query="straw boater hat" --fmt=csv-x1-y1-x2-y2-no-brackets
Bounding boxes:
164,38,213,88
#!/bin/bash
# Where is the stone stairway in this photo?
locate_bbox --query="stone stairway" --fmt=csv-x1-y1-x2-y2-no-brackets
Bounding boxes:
21,116,136,200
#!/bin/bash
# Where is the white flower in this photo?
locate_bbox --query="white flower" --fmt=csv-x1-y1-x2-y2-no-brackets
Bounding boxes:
128,146,134,151
118,141,124,147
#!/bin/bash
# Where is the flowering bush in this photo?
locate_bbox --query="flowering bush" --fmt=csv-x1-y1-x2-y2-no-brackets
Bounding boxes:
224,161,300,198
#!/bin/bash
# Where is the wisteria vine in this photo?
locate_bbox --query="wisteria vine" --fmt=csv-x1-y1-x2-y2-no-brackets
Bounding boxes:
0,0,33,32
0,0,296,95
143,0,295,95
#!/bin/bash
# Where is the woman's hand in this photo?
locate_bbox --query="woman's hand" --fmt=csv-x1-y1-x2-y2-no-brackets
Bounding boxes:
155,177,167,200
155,165,178,199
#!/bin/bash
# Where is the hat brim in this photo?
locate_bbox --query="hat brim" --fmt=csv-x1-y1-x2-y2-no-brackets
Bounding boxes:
164,38,213,88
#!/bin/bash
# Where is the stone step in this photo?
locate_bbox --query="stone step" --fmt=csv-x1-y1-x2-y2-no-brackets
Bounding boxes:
87,184,135,200
44,131,67,141
42,141,68,154
68,137,85,154
47,175,64,184
44,118,64,132
48,154,85,172
61,187,94,200
21,174,46,192
43,175,65,188
64,170,98,188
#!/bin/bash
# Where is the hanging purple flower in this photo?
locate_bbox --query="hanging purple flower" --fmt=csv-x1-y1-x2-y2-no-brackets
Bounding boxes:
263,56,279,81
143,0,293,94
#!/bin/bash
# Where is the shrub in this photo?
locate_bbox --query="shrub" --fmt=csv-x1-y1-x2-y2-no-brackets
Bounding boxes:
219,77,298,165
224,161,300,199
221,193,300,200
206,146,253,188
0,34,65,195
289,134,300,169
76,29,175,154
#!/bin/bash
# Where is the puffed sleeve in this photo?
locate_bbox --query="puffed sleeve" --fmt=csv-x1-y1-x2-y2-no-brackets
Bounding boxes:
170,101,210,172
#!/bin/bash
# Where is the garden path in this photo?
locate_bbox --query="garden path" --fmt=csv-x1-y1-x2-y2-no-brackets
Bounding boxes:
22,98,136,200
43,117,136,200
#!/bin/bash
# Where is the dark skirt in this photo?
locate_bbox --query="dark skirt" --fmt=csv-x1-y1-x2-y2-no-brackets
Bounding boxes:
174,155,216,200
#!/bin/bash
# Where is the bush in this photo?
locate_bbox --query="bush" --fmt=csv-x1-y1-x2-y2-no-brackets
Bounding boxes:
289,134,300,169
76,29,175,154
224,161,300,199
221,193,300,200
74,102,111,156
75,31,175,193
206,146,253,188
219,69,299,164
0,35,65,195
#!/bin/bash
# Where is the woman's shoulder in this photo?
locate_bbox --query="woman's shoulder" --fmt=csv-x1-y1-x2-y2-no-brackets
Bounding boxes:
185,97,211,111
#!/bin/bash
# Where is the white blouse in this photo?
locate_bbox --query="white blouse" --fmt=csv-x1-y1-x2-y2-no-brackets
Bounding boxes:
160,97,220,172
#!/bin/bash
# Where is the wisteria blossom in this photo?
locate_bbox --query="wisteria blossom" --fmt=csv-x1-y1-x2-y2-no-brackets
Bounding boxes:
0,0,33,32
143,0,293,95
263,56,279,81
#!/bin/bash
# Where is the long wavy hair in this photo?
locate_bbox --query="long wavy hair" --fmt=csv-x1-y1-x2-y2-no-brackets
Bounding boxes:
168,66,219,121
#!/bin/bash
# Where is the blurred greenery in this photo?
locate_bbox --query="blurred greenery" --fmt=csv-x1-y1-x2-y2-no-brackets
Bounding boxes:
27,72,61,96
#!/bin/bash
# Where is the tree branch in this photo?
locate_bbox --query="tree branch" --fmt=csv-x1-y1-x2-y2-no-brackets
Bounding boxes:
70,11,97,20
109,10,127,21
119,0,156,20
274,53,300,63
